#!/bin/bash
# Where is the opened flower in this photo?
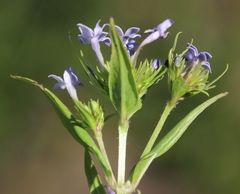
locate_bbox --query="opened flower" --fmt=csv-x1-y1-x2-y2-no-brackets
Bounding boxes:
139,19,173,49
133,19,174,65
77,20,110,68
115,25,141,44
115,25,141,56
48,67,83,100
183,43,212,72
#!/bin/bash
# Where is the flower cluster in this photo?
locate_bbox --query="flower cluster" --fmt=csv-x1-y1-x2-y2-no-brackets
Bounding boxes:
167,35,217,102
77,19,173,68
48,19,175,100
47,19,221,105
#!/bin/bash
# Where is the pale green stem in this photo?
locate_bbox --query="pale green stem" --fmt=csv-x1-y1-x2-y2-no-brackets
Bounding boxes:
95,130,117,185
141,100,175,157
118,120,129,185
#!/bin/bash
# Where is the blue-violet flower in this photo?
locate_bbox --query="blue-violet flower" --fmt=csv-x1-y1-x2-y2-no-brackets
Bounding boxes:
77,20,110,68
139,19,174,50
48,67,83,100
115,25,141,44
183,43,212,72
133,19,173,64
126,40,138,56
115,25,141,56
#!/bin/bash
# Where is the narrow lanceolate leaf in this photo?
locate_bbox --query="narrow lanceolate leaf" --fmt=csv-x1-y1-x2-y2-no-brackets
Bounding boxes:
108,18,142,120
11,75,113,181
84,149,106,194
128,92,228,186
153,92,228,158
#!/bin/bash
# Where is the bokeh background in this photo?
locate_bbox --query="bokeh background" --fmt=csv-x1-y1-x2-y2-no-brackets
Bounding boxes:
1,0,240,193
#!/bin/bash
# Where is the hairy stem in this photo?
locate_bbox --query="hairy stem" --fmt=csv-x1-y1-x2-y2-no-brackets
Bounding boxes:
95,129,116,185
118,120,129,185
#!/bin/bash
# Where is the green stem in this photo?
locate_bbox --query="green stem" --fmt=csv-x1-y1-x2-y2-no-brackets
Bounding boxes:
141,100,175,157
118,120,129,185
95,130,117,185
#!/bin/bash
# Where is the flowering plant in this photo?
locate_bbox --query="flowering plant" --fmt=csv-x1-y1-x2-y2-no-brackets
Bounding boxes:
11,18,228,194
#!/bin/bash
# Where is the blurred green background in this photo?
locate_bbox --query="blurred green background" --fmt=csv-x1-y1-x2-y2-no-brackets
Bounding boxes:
1,0,240,193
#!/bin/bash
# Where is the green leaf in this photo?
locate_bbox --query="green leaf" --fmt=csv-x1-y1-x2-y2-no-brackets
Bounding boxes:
128,92,228,186
153,92,228,157
108,18,142,120
11,75,114,182
84,149,106,194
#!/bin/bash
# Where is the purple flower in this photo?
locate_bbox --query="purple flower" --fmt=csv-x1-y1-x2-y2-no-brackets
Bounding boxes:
139,19,174,49
133,19,173,65
48,67,83,100
151,59,161,70
77,20,110,68
115,25,141,44
126,40,138,56
115,25,141,56
183,43,212,72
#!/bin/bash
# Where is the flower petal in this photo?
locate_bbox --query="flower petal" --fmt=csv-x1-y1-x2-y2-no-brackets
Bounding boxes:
78,35,91,44
156,19,174,37
103,37,111,46
77,23,94,38
198,52,207,61
184,47,196,61
115,25,124,36
48,74,64,83
48,74,66,89
143,28,156,33
93,20,103,37
66,84,78,100
202,51,212,59
187,43,198,56
125,27,141,38
202,61,212,73
66,67,83,86
98,32,108,39
63,68,72,87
